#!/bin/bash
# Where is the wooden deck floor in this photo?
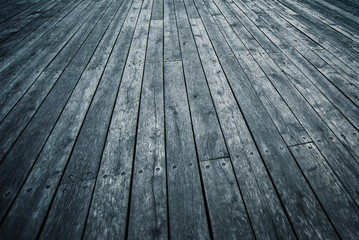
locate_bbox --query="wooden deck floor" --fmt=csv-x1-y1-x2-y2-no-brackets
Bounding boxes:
1,0,359,239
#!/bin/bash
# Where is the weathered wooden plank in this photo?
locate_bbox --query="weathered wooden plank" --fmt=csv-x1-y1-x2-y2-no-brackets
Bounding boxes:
0,0,94,102
270,51,359,160
0,0,102,161
0,0,124,237
38,180,96,240
207,0,310,146
273,0,359,61
311,48,359,90
163,0,181,62
290,143,359,239
219,0,280,54
27,2,135,238
0,0,60,35
296,50,359,107
246,3,359,130
258,0,347,54
0,0,20,12
151,0,163,20
214,0,359,163
0,1,35,25
220,0,359,202
232,0,294,51
191,0,235,58
242,51,359,207
252,4,321,50
163,0,180,62
188,12,294,239
200,158,254,239
0,1,359,239
0,0,72,57
0,0,119,229
323,0,359,12
226,0,359,160
0,0,92,85
0,0,59,42
189,12,338,240
83,0,152,238
61,0,138,183
319,0,359,16
174,0,228,161
191,1,297,239
183,0,200,19
164,60,210,239
192,1,298,235
295,0,359,43
127,19,167,240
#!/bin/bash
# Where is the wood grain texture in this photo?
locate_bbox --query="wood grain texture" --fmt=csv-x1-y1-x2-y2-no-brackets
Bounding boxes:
84,0,151,238
190,10,338,240
163,0,181,62
0,0,93,78
164,60,210,239
127,19,167,240
207,0,310,147
32,2,135,239
200,158,254,240
175,0,228,162
0,0,95,117
187,4,296,238
0,0,115,225
0,0,124,238
0,0,359,239
39,180,96,240
290,143,359,240
0,0,67,56
0,0,102,164
61,0,136,183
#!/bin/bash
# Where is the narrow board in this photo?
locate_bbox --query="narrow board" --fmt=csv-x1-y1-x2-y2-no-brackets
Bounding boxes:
164,60,210,239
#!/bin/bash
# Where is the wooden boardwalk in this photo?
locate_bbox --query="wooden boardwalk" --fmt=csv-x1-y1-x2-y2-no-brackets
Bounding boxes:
0,0,359,239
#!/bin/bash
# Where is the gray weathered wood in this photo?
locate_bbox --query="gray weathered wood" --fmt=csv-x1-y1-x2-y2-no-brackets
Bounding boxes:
0,0,59,41
271,0,359,66
61,0,137,183
0,0,96,120
0,0,65,55
127,19,167,240
0,0,359,239
84,0,151,238
188,5,296,238
247,3,359,130
174,0,228,161
164,60,210,239
290,143,359,239
208,0,310,146
0,0,101,163
0,0,92,75
163,0,181,62
0,1,126,238
27,2,135,239
0,0,119,228
226,0,359,161
190,11,338,240
39,180,96,240
200,158,254,240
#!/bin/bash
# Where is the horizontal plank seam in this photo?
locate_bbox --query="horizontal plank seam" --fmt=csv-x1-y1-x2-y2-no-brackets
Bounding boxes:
164,60,182,64
59,178,96,185
200,156,230,162
287,141,314,147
